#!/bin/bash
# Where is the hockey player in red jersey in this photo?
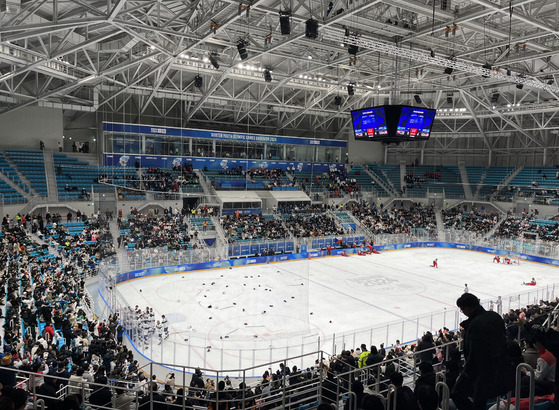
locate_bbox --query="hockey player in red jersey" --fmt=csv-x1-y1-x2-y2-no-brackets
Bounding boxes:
523,278,536,286
493,255,501,263
431,258,438,268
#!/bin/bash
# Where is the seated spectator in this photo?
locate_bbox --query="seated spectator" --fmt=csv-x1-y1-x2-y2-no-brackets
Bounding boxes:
389,372,419,410
416,385,439,410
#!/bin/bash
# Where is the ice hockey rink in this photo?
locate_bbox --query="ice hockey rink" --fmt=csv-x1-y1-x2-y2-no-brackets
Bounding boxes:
116,247,559,374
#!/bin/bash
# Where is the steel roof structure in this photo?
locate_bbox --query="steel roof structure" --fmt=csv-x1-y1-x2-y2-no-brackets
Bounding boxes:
1,0,559,154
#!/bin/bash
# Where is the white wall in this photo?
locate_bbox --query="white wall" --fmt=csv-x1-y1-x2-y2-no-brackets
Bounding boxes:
347,136,385,165
0,107,63,150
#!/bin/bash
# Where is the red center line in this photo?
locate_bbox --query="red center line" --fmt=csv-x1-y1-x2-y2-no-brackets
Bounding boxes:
417,293,455,307
314,258,359,275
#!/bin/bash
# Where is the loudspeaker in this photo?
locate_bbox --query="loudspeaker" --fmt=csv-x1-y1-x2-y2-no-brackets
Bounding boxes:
334,96,342,106
444,67,453,75
209,55,219,69
279,14,291,35
348,44,359,55
347,84,354,96
446,93,453,104
414,95,422,104
305,19,318,39
194,75,203,88
264,69,272,83
491,92,500,103
516,83,524,89
237,41,248,60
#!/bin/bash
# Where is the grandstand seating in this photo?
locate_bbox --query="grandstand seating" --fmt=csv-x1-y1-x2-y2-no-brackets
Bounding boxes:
510,166,558,189
189,217,215,232
365,164,393,196
0,179,26,203
6,149,48,196
0,152,30,194
202,169,257,190
465,166,485,188
333,211,357,231
477,166,516,200
381,164,401,193
142,168,203,193
53,153,145,200
347,165,389,196
404,165,464,198
507,166,559,203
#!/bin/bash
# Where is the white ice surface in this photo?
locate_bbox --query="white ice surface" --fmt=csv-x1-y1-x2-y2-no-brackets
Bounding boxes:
116,248,559,375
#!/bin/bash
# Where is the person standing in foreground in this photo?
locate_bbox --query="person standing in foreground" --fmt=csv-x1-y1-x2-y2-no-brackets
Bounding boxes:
452,293,512,410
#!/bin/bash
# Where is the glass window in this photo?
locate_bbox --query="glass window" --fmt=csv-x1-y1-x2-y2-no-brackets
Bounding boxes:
286,145,296,161
110,134,140,154
193,138,212,157
267,143,283,160
182,138,192,156
296,146,314,162
163,137,181,156
216,140,236,158
145,136,164,155
246,143,264,160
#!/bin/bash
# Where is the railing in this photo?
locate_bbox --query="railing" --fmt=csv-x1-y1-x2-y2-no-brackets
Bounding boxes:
125,246,228,270
97,228,559,373
228,238,295,257
443,228,559,259
0,342,547,410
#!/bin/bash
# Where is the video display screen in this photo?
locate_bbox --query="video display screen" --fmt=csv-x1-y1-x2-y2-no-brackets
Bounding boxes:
395,106,436,140
351,106,388,139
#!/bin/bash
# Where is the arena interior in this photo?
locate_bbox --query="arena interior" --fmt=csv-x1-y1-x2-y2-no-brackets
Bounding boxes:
2,0,559,409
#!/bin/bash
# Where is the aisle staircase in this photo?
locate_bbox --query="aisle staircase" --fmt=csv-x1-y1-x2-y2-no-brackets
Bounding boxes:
43,152,58,201
434,209,445,238
362,165,395,196
110,220,132,273
0,173,29,200
457,161,473,199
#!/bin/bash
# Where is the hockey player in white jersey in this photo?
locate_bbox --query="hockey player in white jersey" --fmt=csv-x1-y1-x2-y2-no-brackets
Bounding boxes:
161,315,169,339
